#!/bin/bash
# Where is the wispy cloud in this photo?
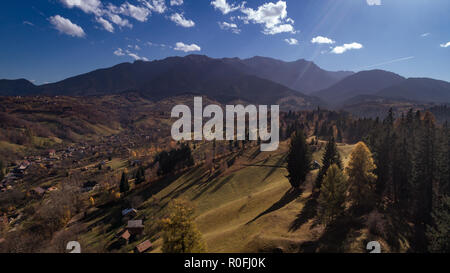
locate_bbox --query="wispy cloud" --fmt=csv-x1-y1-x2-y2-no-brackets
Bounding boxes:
58,0,170,33
23,21,34,26
174,42,201,52
96,17,114,32
49,15,86,38
366,0,381,6
114,47,149,61
218,21,240,34
211,0,243,15
421,33,430,37
170,0,183,6
356,56,415,70
114,48,125,56
331,42,363,54
440,42,450,48
169,13,195,28
284,38,298,45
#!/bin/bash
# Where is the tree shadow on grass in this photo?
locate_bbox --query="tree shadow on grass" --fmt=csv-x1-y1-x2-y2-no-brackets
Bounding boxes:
262,154,287,182
295,214,365,253
313,215,364,253
289,191,319,232
246,187,302,225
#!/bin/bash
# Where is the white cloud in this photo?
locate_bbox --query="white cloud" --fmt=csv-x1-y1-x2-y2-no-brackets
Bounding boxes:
169,13,195,28
311,36,335,44
96,17,114,32
218,21,240,34
284,38,298,45
127,52,149,61
331,42,363,54
211,0,243,15
60,0,169,32
366,0,381,6
60,0,103,15
109,2,151,22
421,33,430,37
240,1,296,35
139,0,167,14
114,48,125,56
49,15,86,37
174,42,201,52
170,0,184,6
440,42,450,48
107,12,132,28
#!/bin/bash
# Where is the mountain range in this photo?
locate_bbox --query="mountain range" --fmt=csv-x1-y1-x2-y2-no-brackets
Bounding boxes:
1,54,449,109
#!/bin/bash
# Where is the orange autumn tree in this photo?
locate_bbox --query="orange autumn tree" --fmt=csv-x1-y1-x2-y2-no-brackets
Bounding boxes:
346,142,377,211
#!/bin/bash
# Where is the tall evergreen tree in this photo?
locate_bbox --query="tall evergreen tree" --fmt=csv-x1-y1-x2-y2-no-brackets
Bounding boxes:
119,172,129,193
346,142,377,211
426,195,450,253
0,160,4,181
135,166,145,185
286,130,312,189
315,137,342,189
411,112,436,227
318,164,348,225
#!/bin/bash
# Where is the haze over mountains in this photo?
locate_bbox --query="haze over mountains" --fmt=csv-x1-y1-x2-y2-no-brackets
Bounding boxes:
1,54,449,109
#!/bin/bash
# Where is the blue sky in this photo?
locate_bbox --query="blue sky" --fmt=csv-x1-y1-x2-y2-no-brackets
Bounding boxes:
0,0,449,84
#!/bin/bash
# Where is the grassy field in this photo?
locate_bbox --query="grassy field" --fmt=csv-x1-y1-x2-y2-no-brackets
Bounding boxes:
76,140,373,253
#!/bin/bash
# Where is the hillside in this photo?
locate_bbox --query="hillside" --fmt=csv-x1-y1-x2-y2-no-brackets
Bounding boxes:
224,56,353,94
313,70,406,106
71,140,409,253
5,55,322,110
0,79,37,96
376,78,450,103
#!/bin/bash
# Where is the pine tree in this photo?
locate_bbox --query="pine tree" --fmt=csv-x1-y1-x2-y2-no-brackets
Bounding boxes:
135,166,145,185
426,195,450,252
161,199,206,253
119,172,129,193
411,112,436,226
318,164,348,225
346,142,377,211
286,130,312,189
0,160,4,181
315,137,342,189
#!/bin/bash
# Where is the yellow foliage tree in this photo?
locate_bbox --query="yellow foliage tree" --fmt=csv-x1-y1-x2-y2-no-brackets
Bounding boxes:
160,199,206,253
346,142,377,210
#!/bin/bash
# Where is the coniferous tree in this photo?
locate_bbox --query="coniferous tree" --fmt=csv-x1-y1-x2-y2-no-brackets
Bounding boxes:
346,142,377,211
135,166,145,185
119,172,129,193
411,112,436,227
161,199,206,253
318,164,348,225
437,122,450,196
426,195,450,253
286,130,312,189
0,160,4,181
315,137,342,189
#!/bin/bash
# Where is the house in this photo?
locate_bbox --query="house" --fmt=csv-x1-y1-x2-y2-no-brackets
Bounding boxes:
82,181,98,192
120,230,131,244
127,220,144,235
31,187,46,196
48,149,57,158
312,160,321,170
18,160,31,170
47,186,58,192
122,208,138,218
135,240,152,253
